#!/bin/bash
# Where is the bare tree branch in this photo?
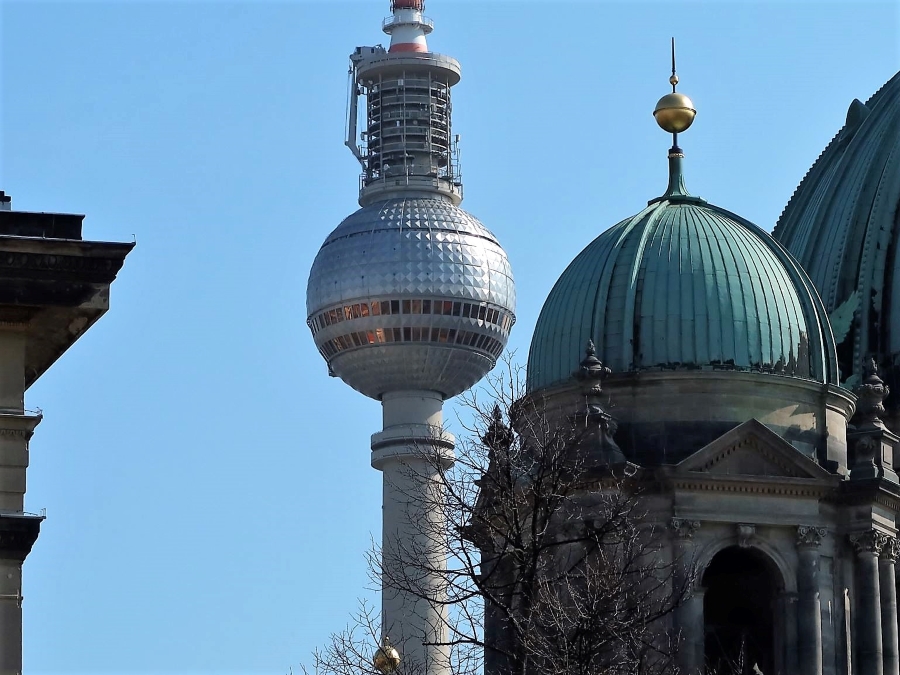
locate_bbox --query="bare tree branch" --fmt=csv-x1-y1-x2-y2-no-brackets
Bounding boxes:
305,356,693,675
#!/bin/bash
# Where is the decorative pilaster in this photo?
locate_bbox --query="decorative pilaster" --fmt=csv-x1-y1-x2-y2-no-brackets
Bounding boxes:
851,530,889,675
671,518,701,674
796,526,826,675
0,411,41,675
880,537,900,675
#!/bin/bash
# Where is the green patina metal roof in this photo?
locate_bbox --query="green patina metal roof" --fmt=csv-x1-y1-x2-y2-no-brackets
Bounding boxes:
774,70,900,385
527,155,839,392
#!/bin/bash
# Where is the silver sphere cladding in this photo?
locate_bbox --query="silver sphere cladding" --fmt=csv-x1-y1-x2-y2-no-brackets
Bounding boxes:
307,197,516,400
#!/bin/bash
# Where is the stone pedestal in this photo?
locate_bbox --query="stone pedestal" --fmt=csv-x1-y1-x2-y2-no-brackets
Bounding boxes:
852,530,888,675
850,359,900,483
797,526,826,675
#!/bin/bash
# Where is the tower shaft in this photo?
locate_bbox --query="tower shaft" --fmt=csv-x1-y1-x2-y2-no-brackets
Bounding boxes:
372,391,454,675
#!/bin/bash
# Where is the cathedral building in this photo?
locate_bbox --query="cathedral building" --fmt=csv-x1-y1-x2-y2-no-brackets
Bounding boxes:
524,70,900,675
306,2,900,674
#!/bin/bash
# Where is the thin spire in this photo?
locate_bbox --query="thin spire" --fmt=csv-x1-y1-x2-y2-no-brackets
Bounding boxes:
669,38,681,152
652,40,698,201
670,37,678,93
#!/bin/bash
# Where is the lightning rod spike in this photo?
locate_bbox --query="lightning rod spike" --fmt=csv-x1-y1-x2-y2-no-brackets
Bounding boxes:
671,37,678,92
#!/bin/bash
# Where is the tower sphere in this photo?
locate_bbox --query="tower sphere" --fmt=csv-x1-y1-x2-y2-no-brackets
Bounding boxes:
307,197,516,400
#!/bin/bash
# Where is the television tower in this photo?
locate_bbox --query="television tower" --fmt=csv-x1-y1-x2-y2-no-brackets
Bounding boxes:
306,2,516,673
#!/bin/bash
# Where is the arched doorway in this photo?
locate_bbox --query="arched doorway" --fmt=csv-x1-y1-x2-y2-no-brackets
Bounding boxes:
703,546,783,675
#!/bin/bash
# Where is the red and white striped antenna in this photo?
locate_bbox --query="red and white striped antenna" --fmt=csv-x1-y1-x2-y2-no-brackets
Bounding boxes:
384,0,433,53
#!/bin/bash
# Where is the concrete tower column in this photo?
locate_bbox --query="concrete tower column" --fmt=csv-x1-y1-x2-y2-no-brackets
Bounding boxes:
880,537,900,675
852,530,888,675
670,518,702,674
796,526,826,675
372,391,454,675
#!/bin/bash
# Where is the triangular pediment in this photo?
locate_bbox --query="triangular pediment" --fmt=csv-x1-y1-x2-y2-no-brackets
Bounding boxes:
675,419,832,480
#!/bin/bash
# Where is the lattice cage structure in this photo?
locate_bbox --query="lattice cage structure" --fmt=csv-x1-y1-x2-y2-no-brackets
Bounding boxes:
361,69,459,187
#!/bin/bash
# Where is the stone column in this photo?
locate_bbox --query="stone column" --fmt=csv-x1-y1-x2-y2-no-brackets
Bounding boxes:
797,526,826,675
0,331,43,675
880,537,900,675
0,514,41,675
671,518,701,675
851,530,888,675
782,591,800,675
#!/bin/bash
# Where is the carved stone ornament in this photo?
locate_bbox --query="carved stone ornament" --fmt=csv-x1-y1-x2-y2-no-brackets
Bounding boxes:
796,525,827,548
853,435,879,472
569,340,624,466
0,428,34,441
670,518,700,540
854,357,890,430
572,340,611,398
880,536,900,563
737,523,756,548
850,530,889,556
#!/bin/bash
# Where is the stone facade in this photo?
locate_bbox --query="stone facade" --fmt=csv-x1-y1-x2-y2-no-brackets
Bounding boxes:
517,367,900,675
0,193,132,675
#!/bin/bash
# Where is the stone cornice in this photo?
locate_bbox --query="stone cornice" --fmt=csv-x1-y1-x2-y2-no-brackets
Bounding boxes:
0,514,42,562
535,369,856,404
0,412,42,442
836,476,900,511
0,239,133,285
666,474,838,498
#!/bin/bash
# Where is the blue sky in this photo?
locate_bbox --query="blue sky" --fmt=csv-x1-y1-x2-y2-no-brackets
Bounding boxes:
1,1,898,672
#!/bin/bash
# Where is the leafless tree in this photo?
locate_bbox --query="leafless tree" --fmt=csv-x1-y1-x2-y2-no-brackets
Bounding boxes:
306,352,690,675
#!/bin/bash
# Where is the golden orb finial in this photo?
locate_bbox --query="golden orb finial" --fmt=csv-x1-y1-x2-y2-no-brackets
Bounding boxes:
653,38,695,135
654,92,696,134
374,638,401,674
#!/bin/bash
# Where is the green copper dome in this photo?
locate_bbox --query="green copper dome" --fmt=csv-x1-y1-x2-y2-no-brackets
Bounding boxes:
527,155,839,392
774,71,900,387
